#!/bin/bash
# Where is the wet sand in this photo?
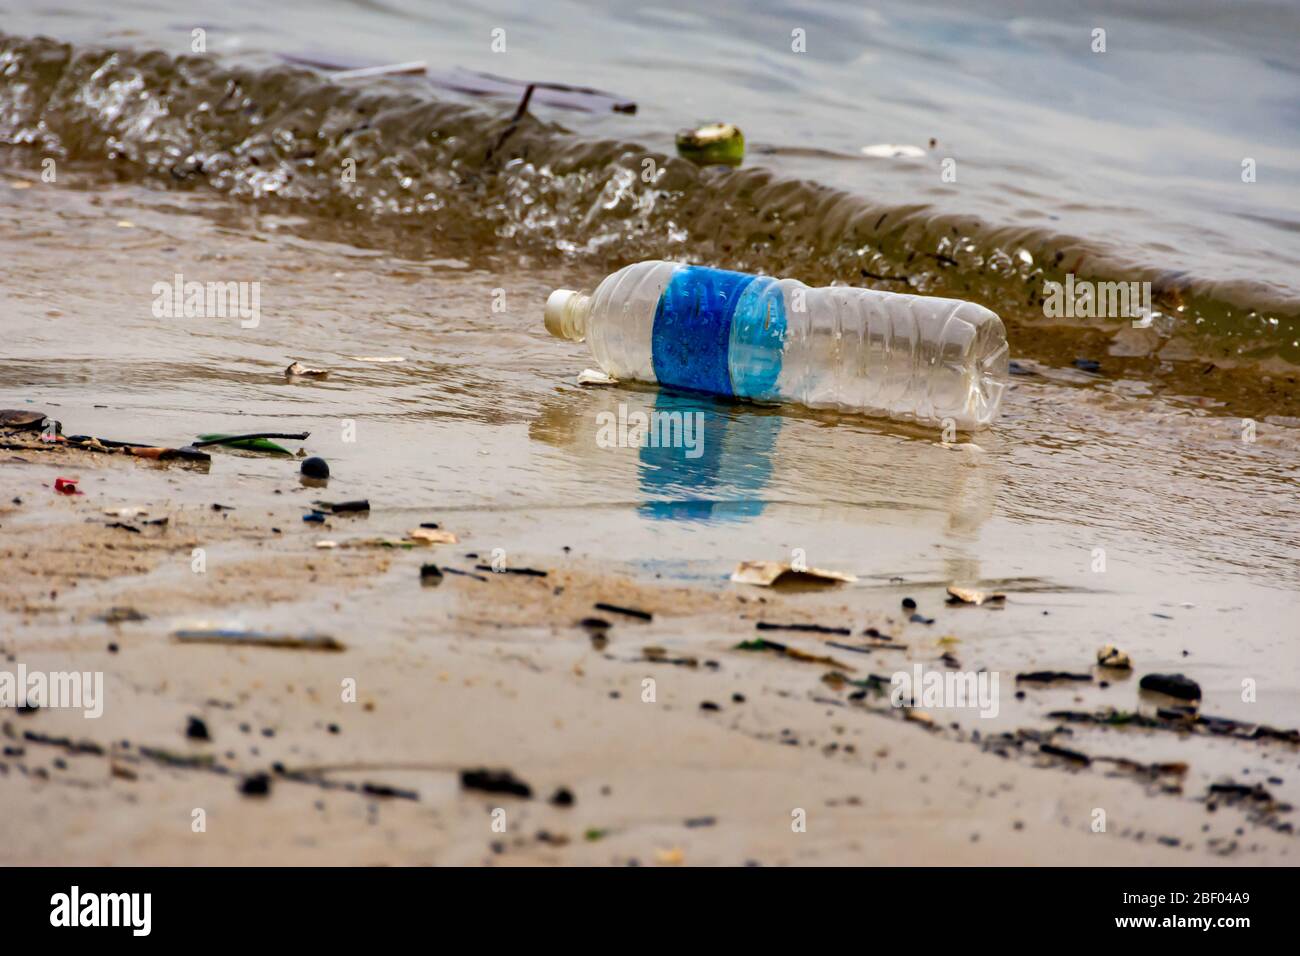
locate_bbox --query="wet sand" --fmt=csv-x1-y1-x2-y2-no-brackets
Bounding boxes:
1,177,1296,865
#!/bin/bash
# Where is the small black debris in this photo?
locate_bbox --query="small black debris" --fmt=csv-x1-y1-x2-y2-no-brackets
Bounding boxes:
362,782,418,800
732,693,746,703
475,564,548,577
908,613,935,625
419,563,444,585
1016,671,1092,683
96,606,146,624
700,701,720,712
580,617,611,630
1041,743,1091,765
300,456,330,479
1140,673,1202,701
239,773,271,796
461,767,533,798
443,567,488,582
549,787,575,807
756,621,852,636
317,499,369,514
594,601,652,621
685,816,717,828
327,723,340,734
902,597,917,610
1073,358,1102,373
185,716,210,741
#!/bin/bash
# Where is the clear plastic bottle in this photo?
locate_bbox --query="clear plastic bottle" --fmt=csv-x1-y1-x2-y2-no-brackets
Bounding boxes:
545,260,1009,430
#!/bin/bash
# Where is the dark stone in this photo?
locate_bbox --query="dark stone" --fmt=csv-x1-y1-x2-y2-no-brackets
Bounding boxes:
1140,673,1202,701
239,773,271,796
300,456,330,479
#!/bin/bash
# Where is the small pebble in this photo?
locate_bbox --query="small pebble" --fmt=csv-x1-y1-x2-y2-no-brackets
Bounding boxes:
300,456,330,479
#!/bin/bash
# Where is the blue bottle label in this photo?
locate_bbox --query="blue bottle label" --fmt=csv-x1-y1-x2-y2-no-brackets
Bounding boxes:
650,266,786,399
651,266,757,396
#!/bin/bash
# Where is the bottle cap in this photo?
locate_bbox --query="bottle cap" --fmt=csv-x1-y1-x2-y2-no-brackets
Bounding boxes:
545,289,580,339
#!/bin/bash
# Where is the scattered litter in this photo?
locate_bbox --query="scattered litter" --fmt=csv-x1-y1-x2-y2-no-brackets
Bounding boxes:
173,628,345,651
460,767,532,798
731,560,856,587
594,601,652,621
577,368,617,386
282,54,637,113
549,787,575,807
303,512,326,523
103,507,147,518
351,356,405,363
0,410,49,430
53,477,82,495
286,361,329,379
441,566,488,581
946,586,1006,606
105,522,141,533
1051,707,1297,744
195,432,309,454
239,773,272,797
908,613,935,625
316,499,370,514
684,816,716,828
861,144,926,158
1139,673,1201,701
410,527,459,544
185,716,211,741
301,456,330,479
1040,743,1091,766
755,620,852,636
314,540,338,549
676,123,745,167
1073,358,1102,373
642,646,698,667
1016,671,1092,684
96,607,147,624
332,60,426,80
420,563,444,585
475,564,547,577
735,638,853,670
1096,644,1133,670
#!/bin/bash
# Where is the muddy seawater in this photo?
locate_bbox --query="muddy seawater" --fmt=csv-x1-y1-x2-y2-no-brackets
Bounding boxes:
0,1,1297,864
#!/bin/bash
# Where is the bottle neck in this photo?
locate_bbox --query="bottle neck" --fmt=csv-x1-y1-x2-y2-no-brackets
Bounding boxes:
544,289,591,341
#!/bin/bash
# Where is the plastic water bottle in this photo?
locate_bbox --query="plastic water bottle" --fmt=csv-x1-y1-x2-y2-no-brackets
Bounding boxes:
544,261,1009,430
